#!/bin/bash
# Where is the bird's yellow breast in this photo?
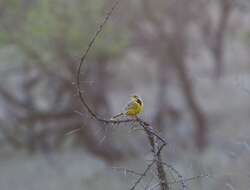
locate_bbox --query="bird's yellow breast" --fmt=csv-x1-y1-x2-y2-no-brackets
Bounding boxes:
126,101,143,116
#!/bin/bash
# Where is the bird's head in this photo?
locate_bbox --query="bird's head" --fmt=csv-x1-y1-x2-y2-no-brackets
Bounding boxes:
131,95,143,105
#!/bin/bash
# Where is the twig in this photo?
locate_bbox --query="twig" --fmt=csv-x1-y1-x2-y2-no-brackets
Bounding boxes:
129,160,155,190
138,120,169,190
147,173,209,190
137,118,167,145
162,162,187,190
144,175,155,190
76,0,120,123
168,174,210,185
65,127,82,136
112,167,144,177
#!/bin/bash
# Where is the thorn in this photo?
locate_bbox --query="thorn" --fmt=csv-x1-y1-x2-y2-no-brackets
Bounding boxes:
98,135,106,144
65,128,81,136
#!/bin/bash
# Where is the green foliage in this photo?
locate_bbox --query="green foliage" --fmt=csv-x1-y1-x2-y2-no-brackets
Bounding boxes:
241,31,250,46
0,32,9,46
1,0,129,64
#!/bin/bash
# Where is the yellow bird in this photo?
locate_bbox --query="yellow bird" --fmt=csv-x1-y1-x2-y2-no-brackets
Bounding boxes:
111,95,143,119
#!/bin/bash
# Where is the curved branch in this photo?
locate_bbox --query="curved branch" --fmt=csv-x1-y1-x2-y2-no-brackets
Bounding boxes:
76,0,120,123
75,0,151,127
74,2,206,190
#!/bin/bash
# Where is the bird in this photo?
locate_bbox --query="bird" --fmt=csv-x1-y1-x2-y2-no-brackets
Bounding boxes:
111,95,143,120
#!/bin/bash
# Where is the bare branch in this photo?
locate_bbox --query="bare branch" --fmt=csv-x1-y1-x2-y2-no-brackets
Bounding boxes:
129,160,155,190
112,167,144,177
76,0,120,123
162,162,187,190
74,1,208,189
168,174,210,186
137,120,169,190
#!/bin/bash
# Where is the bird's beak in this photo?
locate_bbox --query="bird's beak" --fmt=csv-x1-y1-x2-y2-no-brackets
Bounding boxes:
131,96,136,100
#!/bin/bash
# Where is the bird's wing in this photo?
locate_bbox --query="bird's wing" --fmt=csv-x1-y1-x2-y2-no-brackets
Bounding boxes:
124,100,136,112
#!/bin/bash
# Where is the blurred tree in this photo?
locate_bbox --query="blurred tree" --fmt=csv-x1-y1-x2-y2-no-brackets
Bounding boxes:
127,0,207,149
0,0,128,161
199,0,233,78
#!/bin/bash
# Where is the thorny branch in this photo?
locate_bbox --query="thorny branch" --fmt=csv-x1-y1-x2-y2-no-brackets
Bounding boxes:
75,0,207,189
76,0,121,124
114,166,209,187
129,160,156,190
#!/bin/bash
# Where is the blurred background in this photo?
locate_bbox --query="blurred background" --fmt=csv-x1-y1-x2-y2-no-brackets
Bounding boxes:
0,0,250,189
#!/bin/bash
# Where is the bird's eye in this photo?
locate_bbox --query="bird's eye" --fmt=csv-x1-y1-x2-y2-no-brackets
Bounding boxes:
136,99,142,105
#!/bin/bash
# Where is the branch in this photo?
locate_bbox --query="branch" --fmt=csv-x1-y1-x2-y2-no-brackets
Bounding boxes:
162,162,187,190
138,120,169,190
75,1,207,190
168,174,209,186
76,0,121,124
129,160,155,190
112,167,145,177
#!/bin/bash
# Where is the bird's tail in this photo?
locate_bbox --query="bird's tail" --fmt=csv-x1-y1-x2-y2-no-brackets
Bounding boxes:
111,113,124,120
